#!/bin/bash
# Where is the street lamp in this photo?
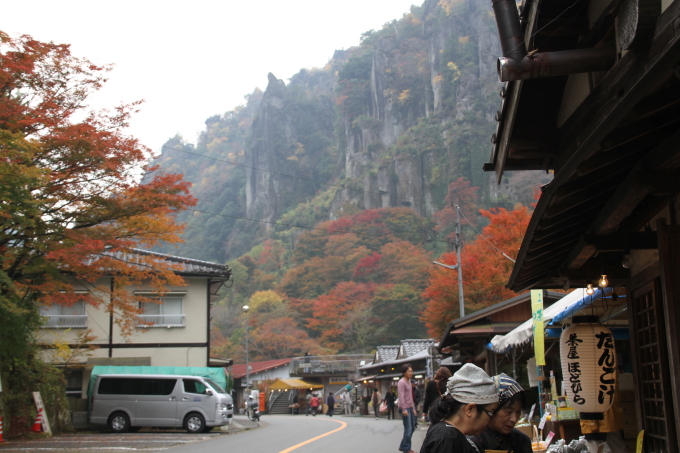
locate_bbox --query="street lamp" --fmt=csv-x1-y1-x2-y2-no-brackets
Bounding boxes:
243,305,250,390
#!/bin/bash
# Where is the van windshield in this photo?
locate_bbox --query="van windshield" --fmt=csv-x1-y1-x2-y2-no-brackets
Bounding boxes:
204,378,227,393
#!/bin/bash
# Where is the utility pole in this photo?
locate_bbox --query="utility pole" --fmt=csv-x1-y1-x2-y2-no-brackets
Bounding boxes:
432,205,465,317
455,205,465,317
243,305,250,391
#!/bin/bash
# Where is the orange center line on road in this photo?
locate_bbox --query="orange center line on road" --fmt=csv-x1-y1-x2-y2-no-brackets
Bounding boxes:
277,419,348,453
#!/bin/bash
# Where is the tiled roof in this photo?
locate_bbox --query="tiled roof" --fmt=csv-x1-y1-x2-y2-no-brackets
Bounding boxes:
230,358,291,379
375,346,399,363
399,339,436,358
100,248,230,277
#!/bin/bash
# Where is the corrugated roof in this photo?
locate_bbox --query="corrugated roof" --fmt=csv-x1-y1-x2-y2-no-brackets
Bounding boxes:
230,358,291,379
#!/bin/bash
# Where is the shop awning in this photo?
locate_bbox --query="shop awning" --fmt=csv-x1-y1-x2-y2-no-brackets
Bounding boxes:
269,379,323,391
489,289,588,352
549,287,612,324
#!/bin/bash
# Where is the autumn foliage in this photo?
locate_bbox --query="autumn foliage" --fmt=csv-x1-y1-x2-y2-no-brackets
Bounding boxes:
421,205,533,337
0,30,195,427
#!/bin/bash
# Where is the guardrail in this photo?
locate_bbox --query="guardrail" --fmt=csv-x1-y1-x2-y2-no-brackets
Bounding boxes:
43,315,88,328
137,314,185,327
290,354,374,375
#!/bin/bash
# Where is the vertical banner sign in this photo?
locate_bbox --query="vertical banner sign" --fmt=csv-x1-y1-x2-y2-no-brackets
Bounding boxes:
32,392,52,435
531,290,546,366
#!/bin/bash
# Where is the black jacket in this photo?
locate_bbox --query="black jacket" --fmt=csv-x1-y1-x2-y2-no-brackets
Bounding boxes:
472,427,532,453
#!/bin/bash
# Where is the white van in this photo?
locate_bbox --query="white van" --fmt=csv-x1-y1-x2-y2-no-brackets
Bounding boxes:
90,374,234,433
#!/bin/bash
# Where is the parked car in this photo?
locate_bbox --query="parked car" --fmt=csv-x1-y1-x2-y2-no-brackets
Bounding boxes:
90,374,233,433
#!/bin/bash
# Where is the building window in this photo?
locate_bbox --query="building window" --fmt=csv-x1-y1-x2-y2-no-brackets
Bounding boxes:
40,300,87,328
138,297,185,327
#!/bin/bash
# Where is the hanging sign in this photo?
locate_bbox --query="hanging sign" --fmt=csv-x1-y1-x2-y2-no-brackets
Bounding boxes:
559,316,617,419
531,290,546,366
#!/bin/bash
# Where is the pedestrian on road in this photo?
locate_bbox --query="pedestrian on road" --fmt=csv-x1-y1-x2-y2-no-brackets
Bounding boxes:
306,391,313,416
310,393,320,416
385,387,396,420
412,379,421,428
419,363,499,453
372,388,382,419
343,391,352,415
398,363,417,453
423,367,452,424
327,392,335,417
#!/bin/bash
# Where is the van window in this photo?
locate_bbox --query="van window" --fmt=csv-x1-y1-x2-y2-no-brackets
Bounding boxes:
98,377,177,395
183,379,209,394
203,378,227,393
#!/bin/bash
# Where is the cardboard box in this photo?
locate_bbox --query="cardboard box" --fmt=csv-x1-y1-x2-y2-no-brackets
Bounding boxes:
516,424,534,438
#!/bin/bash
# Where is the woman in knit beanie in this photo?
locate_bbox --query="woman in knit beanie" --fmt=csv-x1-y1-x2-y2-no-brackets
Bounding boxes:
471,373,532,453
420,364,499,453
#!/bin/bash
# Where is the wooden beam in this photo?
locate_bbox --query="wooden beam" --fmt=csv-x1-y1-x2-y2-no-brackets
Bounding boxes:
556,1,680,170
491,0,540,183
510,2,680,290
583,231,659,250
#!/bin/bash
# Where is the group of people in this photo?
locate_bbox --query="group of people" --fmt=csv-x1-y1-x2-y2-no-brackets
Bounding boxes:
398,362,531,453
305,391,338,417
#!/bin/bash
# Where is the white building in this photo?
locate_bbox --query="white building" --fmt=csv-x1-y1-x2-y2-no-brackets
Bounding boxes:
38,248,231,399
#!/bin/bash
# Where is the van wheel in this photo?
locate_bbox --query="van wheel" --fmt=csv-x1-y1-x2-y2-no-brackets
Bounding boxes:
108,412,130,433
184,413,205,433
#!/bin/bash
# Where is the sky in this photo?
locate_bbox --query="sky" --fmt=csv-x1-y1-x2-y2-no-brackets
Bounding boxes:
2,0,417,155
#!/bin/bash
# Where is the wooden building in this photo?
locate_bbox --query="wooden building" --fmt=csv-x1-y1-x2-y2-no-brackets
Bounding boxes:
485,0,680,451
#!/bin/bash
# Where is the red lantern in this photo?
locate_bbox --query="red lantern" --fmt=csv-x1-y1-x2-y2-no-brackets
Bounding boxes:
559,316,617,420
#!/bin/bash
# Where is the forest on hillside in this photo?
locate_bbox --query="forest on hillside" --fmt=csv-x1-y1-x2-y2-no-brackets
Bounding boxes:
149,0,552,358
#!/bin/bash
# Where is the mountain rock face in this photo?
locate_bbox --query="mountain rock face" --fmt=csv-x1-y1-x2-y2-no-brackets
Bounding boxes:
243,0,503,224
149,0,548,263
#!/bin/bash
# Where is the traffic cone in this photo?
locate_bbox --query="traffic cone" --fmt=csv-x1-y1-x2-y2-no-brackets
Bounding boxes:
31,408,43,433
0,416,4,442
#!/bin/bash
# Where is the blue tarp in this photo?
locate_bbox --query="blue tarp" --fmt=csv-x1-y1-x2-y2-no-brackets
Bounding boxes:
87,366,228,415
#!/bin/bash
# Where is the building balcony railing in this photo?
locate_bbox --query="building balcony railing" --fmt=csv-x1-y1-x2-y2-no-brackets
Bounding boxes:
290,354,374,376
137,314,185,328
43,315,88,328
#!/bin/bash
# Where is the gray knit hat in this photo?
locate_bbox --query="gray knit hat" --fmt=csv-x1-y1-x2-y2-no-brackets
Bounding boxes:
445,363,499,404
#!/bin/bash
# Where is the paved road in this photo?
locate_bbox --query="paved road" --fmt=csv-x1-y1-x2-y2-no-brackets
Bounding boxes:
169,415,428,453
0,415,429,453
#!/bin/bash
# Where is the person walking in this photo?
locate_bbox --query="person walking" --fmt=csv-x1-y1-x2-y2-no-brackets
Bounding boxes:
385,387,396,420
412,379,422,428
398,364,417,453
423,367,452,424
419,363,499,453
310,393,320,416
372,388,382,419
343,391,352,415
327,392,335,417
306,391,313,416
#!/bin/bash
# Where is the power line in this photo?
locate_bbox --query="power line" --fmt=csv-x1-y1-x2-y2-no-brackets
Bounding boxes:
456,207,516,263
160,145,388,202
160,145,434,209
186,207,450,244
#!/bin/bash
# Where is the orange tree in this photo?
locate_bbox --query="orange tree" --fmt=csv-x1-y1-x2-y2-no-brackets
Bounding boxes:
421,205,532,337
0,31,194,431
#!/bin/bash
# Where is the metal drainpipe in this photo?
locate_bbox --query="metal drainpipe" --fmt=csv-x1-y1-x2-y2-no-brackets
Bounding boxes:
492,0,527,62
491,0,616,82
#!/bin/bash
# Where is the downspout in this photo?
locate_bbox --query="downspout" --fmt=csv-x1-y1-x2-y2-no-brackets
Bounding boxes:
207,277,211,367
109,277,114,358
491,0,615,82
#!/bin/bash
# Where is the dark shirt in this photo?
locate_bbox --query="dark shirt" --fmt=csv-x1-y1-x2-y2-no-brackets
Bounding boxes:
420,422,480,453
385,390,396,406
472,427,532,453
423,380,441,414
